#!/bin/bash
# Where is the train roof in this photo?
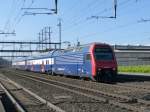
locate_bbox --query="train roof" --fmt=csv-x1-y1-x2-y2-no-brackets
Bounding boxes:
27,50,63,60
81,42,109,47
13,57,27,62
60,42,110,53
13,42,111,62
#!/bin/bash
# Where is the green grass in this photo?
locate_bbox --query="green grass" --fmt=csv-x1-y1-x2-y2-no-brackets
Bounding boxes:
118,65,150,73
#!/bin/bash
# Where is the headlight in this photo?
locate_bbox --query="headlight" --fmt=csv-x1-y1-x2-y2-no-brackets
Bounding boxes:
112,68,116,71
98,68,101,71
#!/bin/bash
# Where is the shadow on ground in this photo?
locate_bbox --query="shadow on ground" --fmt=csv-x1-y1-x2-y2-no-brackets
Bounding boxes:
116,73,150,83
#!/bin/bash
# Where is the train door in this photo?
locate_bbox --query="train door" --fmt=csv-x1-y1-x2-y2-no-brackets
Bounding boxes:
41,60,45,72
25,60,27,70
82,53,92,77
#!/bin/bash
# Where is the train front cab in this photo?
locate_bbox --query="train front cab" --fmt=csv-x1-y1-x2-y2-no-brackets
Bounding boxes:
90,44,117,82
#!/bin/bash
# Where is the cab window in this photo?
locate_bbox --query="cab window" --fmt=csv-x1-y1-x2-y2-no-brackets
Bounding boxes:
94,48,113,60
85,54,91,60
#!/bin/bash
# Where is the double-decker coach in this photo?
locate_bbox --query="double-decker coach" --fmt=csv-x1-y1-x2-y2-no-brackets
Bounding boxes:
12,51,55,73
25,51,55,73
12,42,117,82
12,57,26,70
52,42,117,82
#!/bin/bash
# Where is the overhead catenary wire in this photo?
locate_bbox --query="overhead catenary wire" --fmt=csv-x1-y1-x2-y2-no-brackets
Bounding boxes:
2,0,35,34
13,0,35,27
64,0,147,43
9,0,57,31
63,0,108,32
138,18,150,23
63,0,133,33
87,0,132,20
3,0,25,33
3,0,16,31
1,0,149,45
22,0,58,16
76,15,150,42
63,0,106,29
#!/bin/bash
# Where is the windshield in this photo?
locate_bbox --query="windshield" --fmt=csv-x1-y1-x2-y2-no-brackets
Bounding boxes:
94,47,113,61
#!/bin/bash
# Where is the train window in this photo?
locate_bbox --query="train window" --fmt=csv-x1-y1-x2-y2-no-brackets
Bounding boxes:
86,54,91,60
95,48,112,53
94,48,113,60
46,60,49,64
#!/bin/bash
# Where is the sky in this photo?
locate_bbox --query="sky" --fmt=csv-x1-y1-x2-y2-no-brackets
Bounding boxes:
0,0,150,48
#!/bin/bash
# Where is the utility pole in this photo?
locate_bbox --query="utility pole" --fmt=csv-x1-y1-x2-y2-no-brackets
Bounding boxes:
38,32,41,50
57,19,62,49
41,29,44,50
114,0,117,18
29,43,32,55
55,0,58,14
45,27,47,49
48,27,52,49
12,43,15,62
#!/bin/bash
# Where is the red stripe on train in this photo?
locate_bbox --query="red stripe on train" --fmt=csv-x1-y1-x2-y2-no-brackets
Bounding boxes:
90,44,96,77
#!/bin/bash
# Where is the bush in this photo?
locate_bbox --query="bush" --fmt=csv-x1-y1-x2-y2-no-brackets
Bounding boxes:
118,65,150,73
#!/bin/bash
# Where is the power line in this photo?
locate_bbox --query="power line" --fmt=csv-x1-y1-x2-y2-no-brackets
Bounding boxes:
22,0,58,16
21,8,51,10
2,0,27,35
77,20,140,41
63,0,107,31
64,0,133,32
64,0,106,28
15,0,34,24
138,18,150,23
87,0,117,20
3,0,25,33
3,0,16,31
65,2,147,42
11,0,35,31
64,0,112,30
0,32,16,35
57,18,62,49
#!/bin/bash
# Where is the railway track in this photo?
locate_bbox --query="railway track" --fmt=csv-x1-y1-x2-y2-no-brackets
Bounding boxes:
0,81,25,112
0,74,65,112
1,69,150,112
117,82,150,92
0,70,129,112
7,69,150,94
114,82,150,101
7,69,150,98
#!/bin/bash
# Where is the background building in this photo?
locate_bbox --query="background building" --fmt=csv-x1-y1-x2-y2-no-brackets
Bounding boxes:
114,45,150,66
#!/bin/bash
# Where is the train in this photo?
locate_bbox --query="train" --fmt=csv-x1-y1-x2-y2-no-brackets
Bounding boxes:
12,42,118,82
